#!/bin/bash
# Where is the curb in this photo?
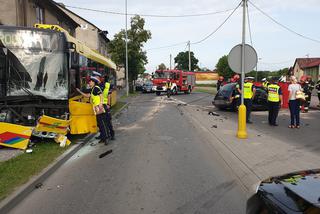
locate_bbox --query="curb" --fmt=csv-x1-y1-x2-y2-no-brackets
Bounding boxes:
0,101,130,213
0,133,95,213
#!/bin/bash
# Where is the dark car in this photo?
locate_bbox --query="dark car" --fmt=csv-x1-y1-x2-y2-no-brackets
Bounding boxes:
247,169,320,214
142,82,154,93
135,83,143,91
213,83,268,111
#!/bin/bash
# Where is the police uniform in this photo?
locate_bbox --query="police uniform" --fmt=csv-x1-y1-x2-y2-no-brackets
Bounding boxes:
243,79,255,123
267,83,282,126
90,82,109,144
102,80,115,140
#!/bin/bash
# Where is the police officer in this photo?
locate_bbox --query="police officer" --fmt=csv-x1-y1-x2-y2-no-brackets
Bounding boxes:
166,79,172,96
302,76,314,113
267,77,283,126
102,75,115,140
77,76,109,145
261,78,269,89
243,77,256,123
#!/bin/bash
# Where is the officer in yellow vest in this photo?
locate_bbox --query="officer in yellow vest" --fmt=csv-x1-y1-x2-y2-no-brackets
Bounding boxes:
267,77,283,126
243,77,256,124
76,76,109,145
102,75,115,140
261,78,269,89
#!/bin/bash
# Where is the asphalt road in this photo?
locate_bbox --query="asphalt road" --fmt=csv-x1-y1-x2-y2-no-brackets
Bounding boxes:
177,91,320,156
9,93,247,214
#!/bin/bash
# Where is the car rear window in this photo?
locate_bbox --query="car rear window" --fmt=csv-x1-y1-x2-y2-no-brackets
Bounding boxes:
218,84,235,97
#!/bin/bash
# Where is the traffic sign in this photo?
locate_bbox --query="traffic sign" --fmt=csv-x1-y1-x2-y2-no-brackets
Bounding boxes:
228,44,257,74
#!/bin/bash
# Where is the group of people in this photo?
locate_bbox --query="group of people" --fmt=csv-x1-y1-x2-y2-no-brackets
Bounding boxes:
217,74,320,128
76,72,115,145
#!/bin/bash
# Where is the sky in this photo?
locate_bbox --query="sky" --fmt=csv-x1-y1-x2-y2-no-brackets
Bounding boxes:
58,0,320,73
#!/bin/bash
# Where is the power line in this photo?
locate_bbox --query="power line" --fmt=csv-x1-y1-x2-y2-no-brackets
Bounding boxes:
248,0,320,44
65,5,235,18
191,1,242,45
146,41,188,51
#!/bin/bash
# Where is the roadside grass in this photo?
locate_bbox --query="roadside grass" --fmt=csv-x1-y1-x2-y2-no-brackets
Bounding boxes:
195,83,217,87
119,91,139,100
0,141,68,201
194,86,217,95
110,101,127,114
0,100,127,202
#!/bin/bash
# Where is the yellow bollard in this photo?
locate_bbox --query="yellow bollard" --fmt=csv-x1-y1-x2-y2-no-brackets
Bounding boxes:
237,104,247,139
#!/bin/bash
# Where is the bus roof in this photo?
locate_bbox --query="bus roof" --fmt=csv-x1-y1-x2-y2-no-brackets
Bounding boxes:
35,24,116,70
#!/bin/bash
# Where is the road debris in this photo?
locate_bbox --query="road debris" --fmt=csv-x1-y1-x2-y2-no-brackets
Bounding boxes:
211,125,218,128
35,183,43,189
99,150,113,158
208,111,220,116
25,149,33,154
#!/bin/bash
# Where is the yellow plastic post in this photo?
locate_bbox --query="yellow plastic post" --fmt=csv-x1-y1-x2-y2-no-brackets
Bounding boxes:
237,104,247,139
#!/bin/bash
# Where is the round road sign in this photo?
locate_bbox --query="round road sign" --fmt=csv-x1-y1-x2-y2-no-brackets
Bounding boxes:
228,44,257,74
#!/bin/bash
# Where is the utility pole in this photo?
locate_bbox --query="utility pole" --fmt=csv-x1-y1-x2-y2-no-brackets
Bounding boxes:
188,41,191,71
170,54,172,69
236,0,248,139
240,0,246,106
125,0,129,96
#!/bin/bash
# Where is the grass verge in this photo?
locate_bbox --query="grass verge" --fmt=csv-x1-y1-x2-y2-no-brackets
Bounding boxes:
0,100,127,202
110,101,127,114
194,86,217,95
0,141,68,201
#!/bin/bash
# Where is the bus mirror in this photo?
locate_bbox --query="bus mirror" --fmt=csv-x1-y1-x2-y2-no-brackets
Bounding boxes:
67,42,76,50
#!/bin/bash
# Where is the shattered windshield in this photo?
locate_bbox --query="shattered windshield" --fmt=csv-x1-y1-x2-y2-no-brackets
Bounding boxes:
0,28,68,99
154,71,172,79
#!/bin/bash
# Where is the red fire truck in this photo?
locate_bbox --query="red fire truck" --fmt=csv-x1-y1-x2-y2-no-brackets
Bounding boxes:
152,69,196,96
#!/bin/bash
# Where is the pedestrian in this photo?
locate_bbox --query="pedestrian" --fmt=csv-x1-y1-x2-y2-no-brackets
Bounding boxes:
76,76,109,144
301,76,314,113
316,77,320,107
288,76,302,129
102,75,115,141
267,77,283,126
243,76,256,123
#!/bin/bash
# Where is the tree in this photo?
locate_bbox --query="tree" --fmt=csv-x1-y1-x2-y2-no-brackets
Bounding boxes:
174,51,199,71
157,63,167,70
107,15,151,92
215,55,234,79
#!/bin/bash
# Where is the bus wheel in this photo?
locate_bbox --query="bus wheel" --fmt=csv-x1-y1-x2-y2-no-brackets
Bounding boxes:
156,91,161,96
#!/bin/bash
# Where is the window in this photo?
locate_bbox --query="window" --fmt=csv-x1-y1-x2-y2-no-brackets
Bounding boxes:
36,6,44,24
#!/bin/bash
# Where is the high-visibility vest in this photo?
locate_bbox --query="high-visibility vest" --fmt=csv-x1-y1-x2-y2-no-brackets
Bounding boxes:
267,84,280,102
90,86,102,107
103,82,110,104
262,81,269,88
243,82,253,99
166,82,172,89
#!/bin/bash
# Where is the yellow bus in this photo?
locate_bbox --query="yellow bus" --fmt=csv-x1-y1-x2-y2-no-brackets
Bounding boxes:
0,24,117,136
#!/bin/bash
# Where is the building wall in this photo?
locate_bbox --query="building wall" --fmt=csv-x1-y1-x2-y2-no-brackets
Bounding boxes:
305,67,319,82
58,6,108,56
293,63,304,82
0,0,75,35
0,0,18,26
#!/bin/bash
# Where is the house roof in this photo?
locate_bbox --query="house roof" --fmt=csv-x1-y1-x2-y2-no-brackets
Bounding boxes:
294,58,320,69
54,2,110,43
35,0,79,29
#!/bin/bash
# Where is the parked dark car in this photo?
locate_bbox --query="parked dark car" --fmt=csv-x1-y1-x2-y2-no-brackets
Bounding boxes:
135,83,143,91
213,83,268,111
142,82,154,93
247,169,320,214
